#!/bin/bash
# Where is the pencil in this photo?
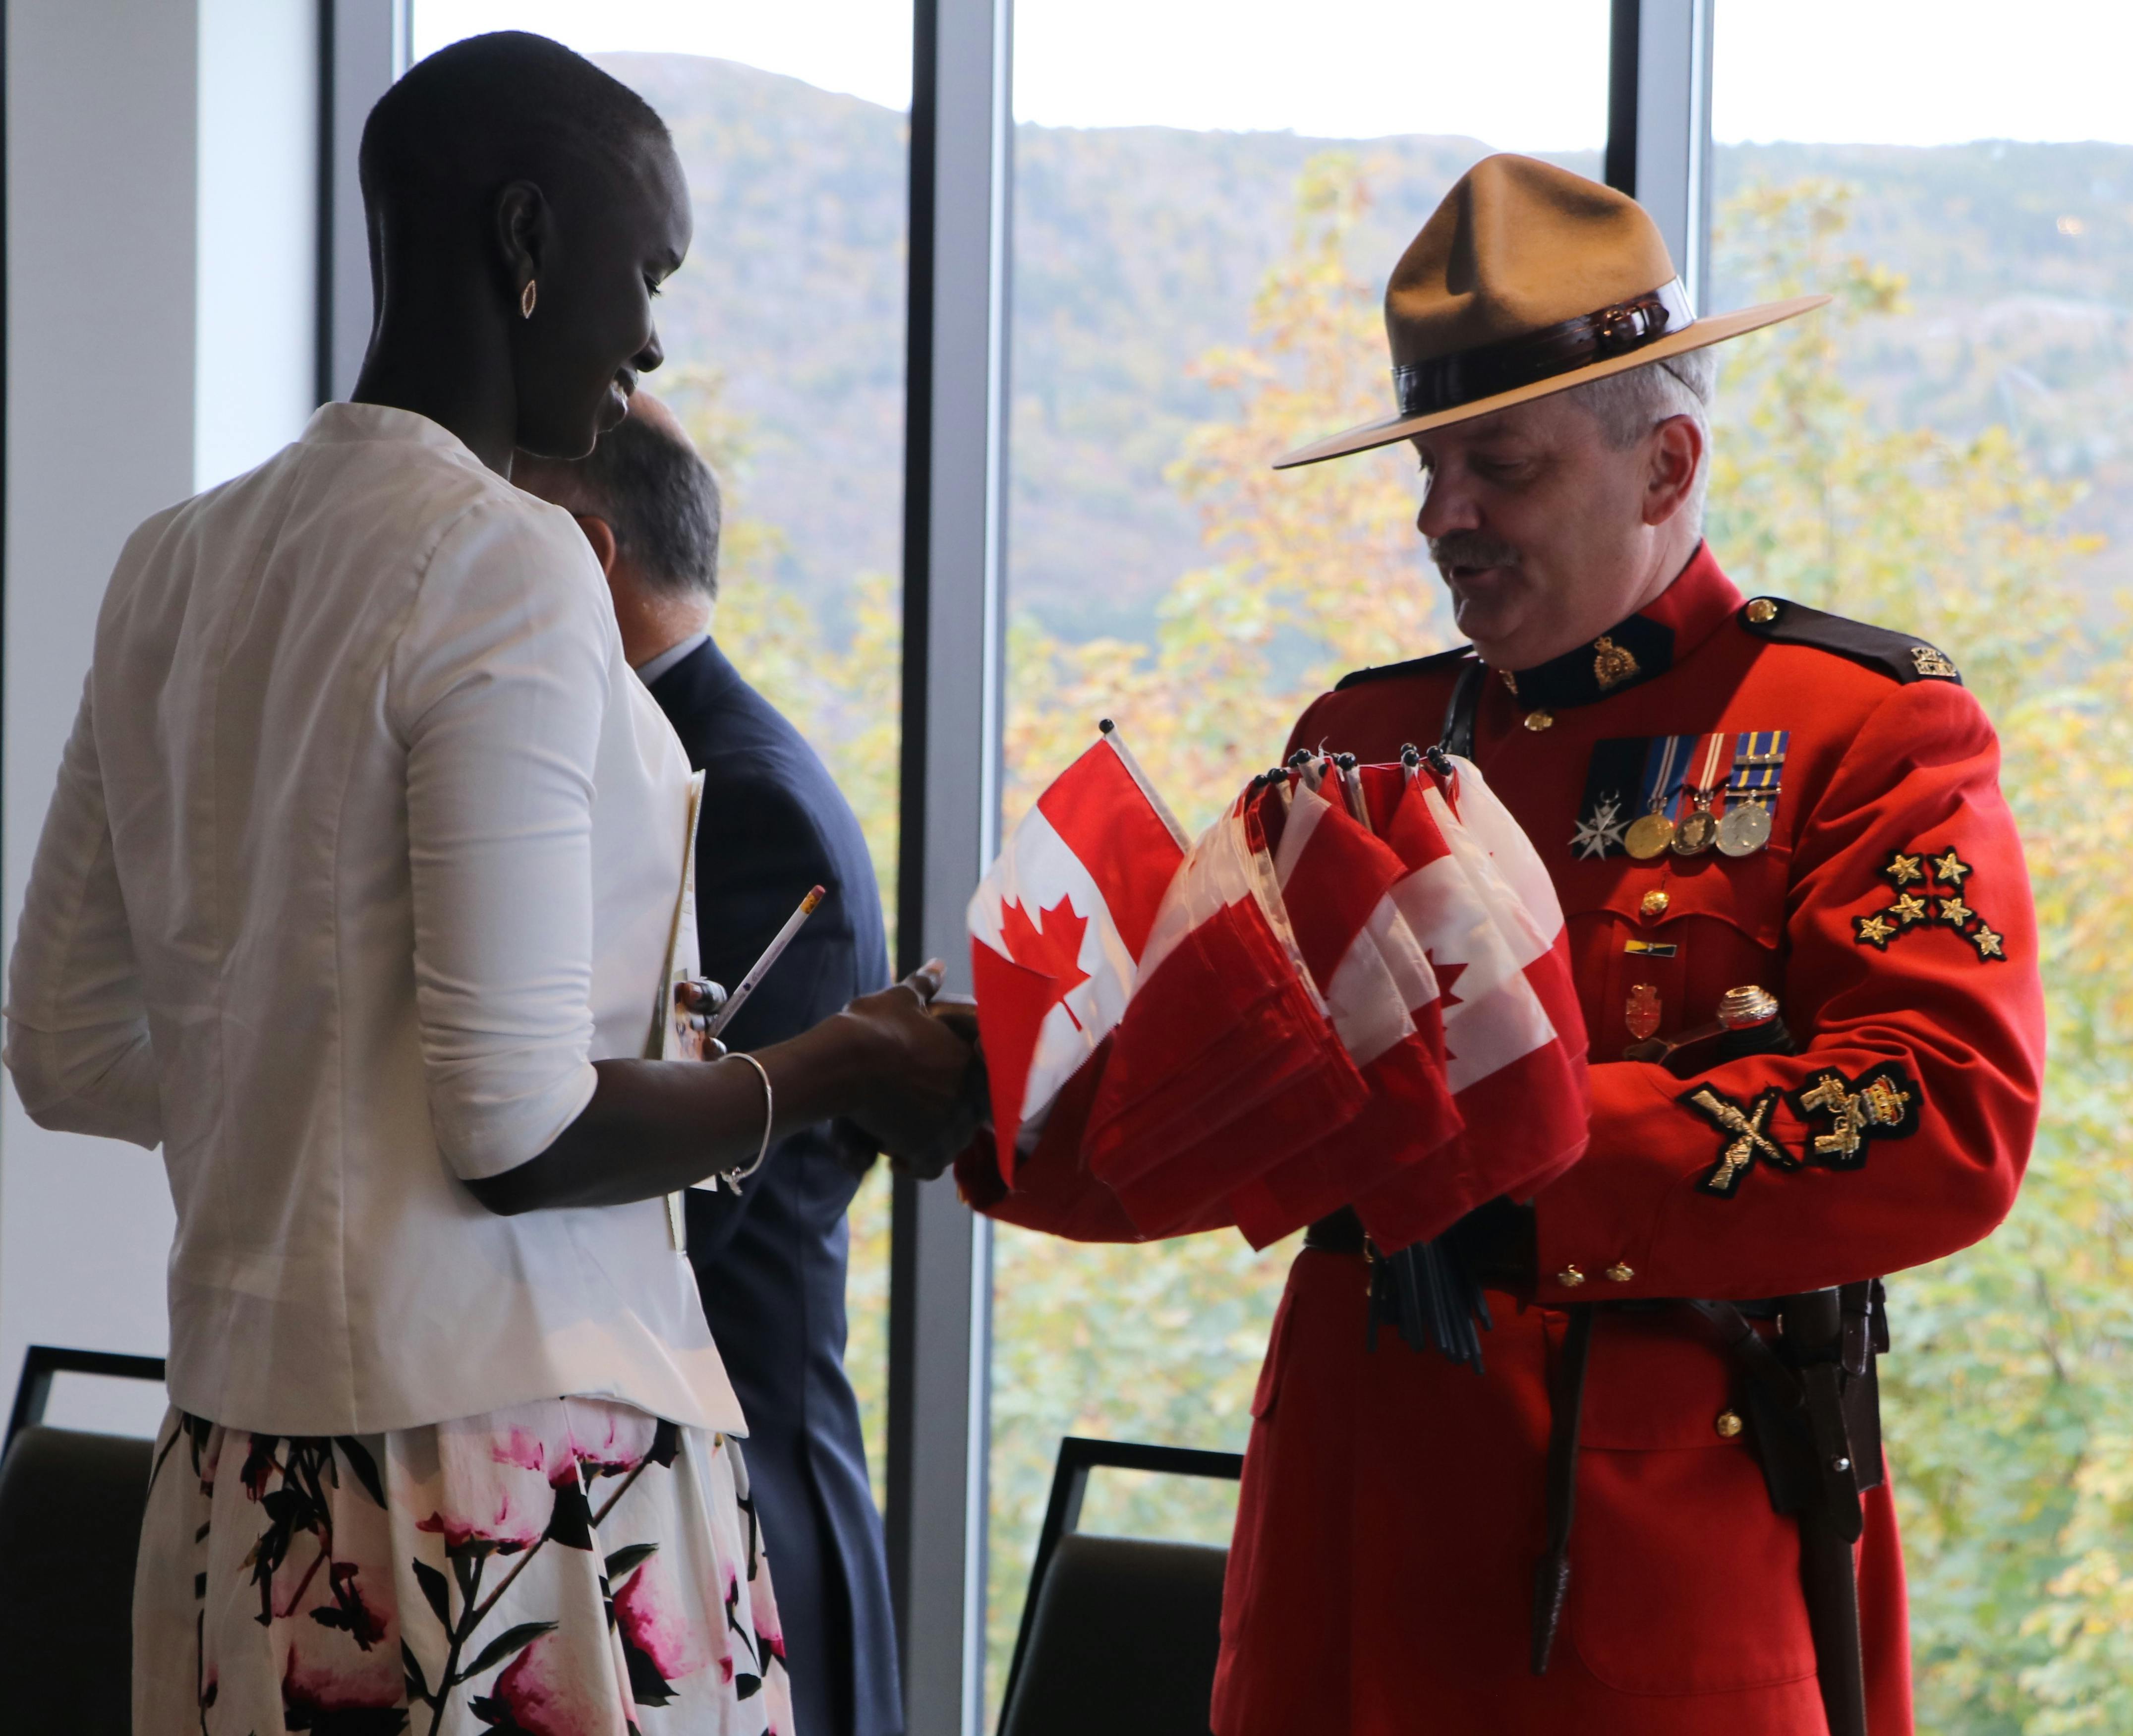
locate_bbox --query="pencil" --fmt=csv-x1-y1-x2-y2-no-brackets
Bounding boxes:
705,884,827,1042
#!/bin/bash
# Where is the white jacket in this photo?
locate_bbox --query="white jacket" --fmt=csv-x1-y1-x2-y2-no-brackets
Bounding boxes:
4,402,742,1438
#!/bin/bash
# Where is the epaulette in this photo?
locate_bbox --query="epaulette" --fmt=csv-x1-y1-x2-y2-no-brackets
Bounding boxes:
1333,644,1476,692
1737,597,1962,686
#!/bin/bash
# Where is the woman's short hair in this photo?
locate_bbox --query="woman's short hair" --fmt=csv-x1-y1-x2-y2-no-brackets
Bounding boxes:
359,32,669,226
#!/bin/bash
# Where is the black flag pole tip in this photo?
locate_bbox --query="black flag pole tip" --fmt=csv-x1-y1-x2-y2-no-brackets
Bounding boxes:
1097,717,1116,735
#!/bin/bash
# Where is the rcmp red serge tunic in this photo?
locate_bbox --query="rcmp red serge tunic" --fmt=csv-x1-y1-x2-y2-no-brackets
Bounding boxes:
1202,545,2044,1735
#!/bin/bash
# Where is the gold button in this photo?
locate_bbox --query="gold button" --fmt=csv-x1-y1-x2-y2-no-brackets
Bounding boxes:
1746,598,1779,625
1639,888,1669,919
1715,1410,1745,1439
1523,709,1554,732
1556,1264,1585,1288
1604,1262,1634,1283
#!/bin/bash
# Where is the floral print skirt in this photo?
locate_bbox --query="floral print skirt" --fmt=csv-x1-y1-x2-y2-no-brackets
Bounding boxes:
134,1396,795,1736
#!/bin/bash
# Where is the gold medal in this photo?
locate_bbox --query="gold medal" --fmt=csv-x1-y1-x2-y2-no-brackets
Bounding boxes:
1626,732,1688,861
1624,811,1676,859
1673,806,1718,855
1717,801,1772,856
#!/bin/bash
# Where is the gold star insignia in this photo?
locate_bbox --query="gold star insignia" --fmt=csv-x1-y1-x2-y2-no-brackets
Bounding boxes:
1893,892,1928,925
1855,912,1896,948
1884,853,1924,886
1932,850,1972,887
1939,895,1972,926
1973,925,2005,959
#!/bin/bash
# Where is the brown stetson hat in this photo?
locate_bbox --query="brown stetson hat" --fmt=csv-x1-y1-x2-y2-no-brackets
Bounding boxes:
1273,153,1829,469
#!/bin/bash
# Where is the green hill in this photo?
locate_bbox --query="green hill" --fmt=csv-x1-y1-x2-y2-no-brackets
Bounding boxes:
601,52,2133,635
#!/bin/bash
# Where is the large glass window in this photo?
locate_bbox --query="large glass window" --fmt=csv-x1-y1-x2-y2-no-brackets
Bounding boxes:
409,0,915,1499
1708,5,2133,1723
992,0,1610,1712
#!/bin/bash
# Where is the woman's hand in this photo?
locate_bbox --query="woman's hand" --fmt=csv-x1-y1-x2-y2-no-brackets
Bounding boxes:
835,963,984,1170
466,963,982,1215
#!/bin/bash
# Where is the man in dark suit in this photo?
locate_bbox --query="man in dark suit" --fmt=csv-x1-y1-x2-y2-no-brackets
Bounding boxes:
518,393,901,1736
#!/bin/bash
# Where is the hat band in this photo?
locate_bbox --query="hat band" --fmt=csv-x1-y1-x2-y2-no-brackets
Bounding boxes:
1391,279,1695,420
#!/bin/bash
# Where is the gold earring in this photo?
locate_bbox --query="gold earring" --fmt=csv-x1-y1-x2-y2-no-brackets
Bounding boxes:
520,279,537,319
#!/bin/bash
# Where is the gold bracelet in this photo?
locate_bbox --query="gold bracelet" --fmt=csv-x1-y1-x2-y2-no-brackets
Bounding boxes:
716,1052,774,1195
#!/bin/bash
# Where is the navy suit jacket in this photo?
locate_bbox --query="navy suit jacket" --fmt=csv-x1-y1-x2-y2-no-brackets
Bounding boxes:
648,638,900,1736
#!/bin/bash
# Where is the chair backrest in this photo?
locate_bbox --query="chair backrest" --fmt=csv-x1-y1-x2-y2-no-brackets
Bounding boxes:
0,1346,168,1734
998,1436,1244,1736
5,1342,168,1449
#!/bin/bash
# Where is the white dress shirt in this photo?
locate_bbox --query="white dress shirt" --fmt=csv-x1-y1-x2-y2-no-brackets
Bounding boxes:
634,630,709,688
4,403,744,1438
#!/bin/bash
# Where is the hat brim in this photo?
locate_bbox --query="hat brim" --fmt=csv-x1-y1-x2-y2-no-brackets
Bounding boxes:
1271,293,1832,470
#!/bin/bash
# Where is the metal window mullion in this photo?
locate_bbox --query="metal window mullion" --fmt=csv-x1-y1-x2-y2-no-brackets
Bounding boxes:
889,0,1011,1729
1606,0,1715,313
317,0,405,404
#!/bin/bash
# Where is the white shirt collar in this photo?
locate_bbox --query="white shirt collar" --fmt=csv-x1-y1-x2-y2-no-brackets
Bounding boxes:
634,631,710,689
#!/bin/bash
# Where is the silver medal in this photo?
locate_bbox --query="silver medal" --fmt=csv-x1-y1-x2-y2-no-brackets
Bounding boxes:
1717,801,1772,856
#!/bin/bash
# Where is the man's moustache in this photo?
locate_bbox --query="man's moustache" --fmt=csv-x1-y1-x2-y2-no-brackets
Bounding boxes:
1429,534,1523,573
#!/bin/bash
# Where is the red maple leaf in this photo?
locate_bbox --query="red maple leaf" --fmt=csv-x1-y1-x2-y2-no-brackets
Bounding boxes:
1431,958,1468,1066
999,896,1093,1029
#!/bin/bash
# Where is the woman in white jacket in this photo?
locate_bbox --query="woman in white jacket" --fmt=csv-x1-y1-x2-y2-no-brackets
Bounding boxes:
4,31,971,1734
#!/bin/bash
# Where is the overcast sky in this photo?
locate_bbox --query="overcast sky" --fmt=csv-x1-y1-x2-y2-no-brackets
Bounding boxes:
413,0,2133,149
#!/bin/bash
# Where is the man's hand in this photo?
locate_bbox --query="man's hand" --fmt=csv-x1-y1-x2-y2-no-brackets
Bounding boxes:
837,963,984,1174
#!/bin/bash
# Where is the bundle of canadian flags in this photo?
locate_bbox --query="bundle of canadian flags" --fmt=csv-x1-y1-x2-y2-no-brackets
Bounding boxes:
964,724,1590,1258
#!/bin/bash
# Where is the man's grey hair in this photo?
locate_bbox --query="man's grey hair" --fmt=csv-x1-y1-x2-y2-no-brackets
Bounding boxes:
1563,347,1718,530
555,409,723,600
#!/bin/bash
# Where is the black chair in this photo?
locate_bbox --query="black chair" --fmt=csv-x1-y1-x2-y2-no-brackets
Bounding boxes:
999,1436,1245,1736
0,1345,169,1734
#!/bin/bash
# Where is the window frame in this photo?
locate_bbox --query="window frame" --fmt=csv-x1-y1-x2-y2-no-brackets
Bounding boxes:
318,4,1712,1728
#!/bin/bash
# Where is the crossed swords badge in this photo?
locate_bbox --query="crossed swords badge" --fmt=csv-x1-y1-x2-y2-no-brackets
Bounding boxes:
1681,1085,1795,1198
1681,1063,1922,1198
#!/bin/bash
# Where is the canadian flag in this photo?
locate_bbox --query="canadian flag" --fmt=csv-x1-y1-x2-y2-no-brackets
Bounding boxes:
1080,799,1371,1235
1350,754,1588,1248
1221,774,1464,1249
967,726,1188,1183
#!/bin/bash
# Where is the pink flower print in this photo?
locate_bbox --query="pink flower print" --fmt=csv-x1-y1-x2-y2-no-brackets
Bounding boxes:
558,1400,658,1481
279,1591,403,1714
612,1557,706,1684
487,1632,630,1736
419,1413,559,1552
414,1485,547,1553
747,1559,786,1662
491,1425,551,1476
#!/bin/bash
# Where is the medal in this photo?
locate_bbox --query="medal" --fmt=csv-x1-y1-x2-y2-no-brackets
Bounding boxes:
1673,808,1718,854
1718,800,1772,856
1672,732,1729,857
1626,733,1687,859
1718,730,1787,856
1625,811,1675,858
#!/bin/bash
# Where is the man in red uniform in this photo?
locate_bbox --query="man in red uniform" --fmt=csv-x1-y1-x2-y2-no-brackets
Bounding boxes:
980,154,2045,1733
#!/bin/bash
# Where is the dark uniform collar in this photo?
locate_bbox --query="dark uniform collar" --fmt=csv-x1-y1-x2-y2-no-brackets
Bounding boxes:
1491,542,1743,713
